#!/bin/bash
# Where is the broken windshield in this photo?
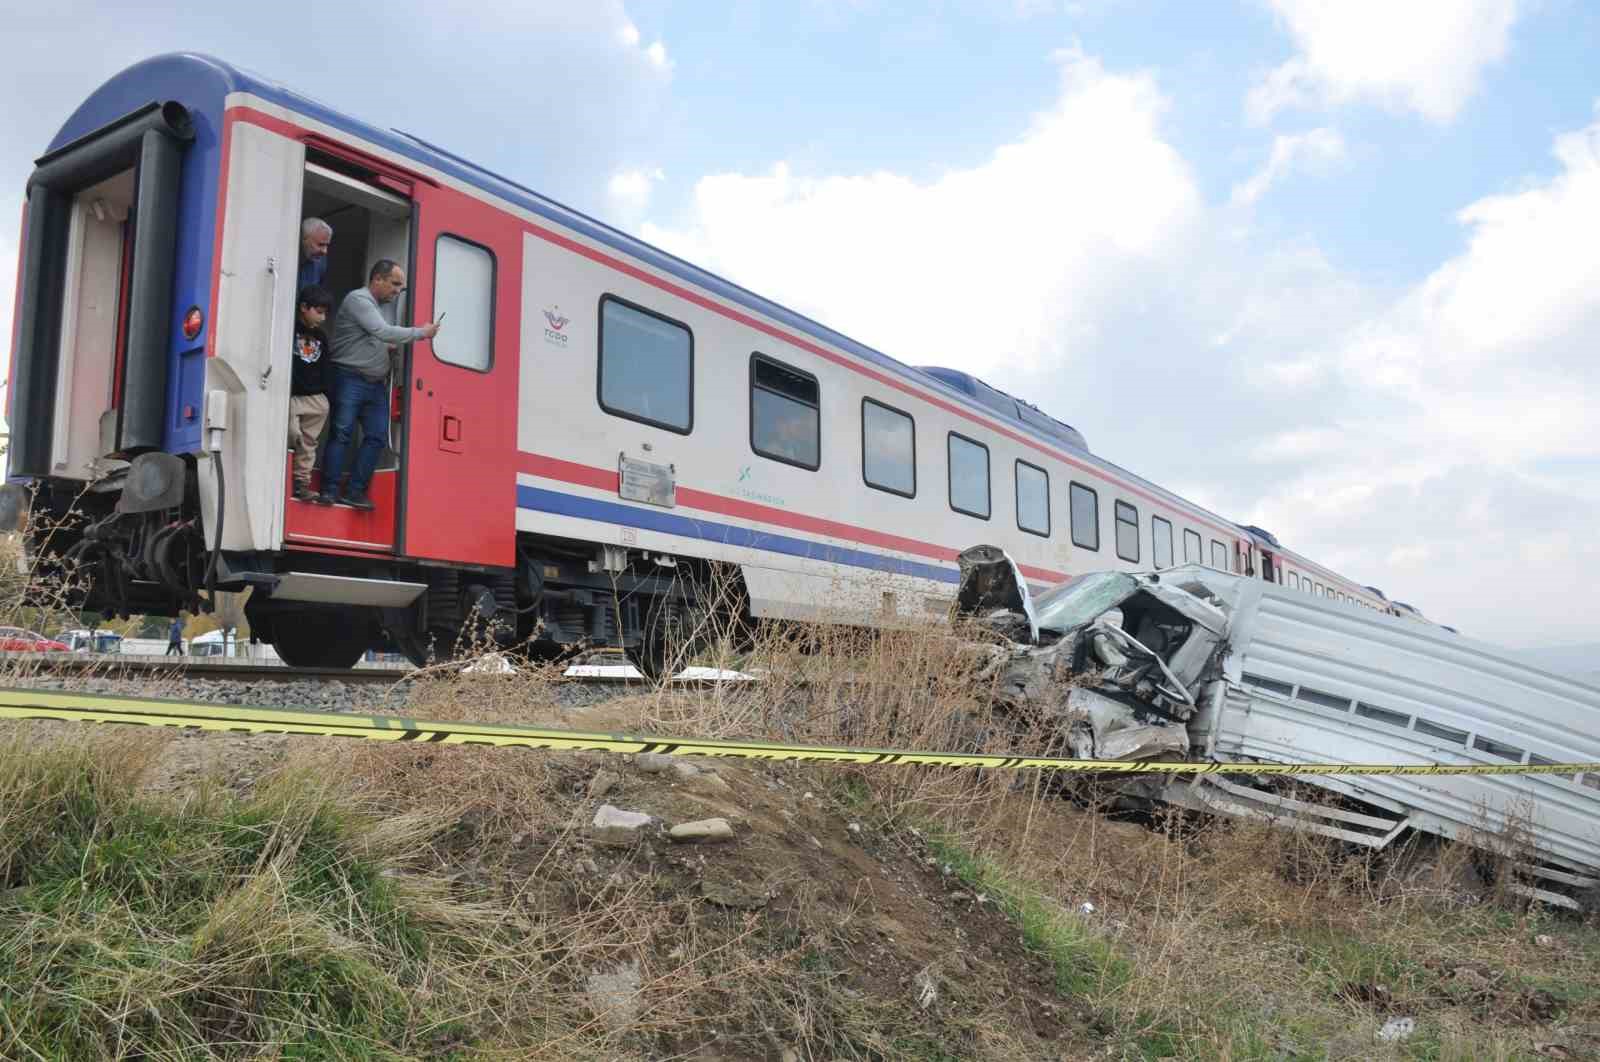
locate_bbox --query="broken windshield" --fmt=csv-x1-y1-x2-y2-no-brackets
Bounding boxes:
1032,571,1138,634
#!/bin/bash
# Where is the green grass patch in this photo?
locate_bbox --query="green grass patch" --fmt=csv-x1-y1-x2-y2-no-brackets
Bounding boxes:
920,828,1130,997
0,736,470,1060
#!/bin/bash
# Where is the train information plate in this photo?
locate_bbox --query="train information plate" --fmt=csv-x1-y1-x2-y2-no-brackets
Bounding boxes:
619,456,677,508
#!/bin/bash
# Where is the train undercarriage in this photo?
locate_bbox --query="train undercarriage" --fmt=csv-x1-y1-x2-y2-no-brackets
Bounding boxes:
5,460,723,674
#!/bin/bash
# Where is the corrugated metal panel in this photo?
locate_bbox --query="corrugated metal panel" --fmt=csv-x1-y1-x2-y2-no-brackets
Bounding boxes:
1201,577,1600,875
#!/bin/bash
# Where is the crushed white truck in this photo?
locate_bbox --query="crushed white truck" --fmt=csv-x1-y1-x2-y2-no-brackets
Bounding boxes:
956,547,1600,907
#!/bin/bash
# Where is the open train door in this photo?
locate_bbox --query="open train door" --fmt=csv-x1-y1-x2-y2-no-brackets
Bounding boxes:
399,182,520,568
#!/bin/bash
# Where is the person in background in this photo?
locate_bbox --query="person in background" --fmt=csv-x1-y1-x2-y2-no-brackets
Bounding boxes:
316,260,440,510
299,217,332,289
166,615,185,656
288,285,334,502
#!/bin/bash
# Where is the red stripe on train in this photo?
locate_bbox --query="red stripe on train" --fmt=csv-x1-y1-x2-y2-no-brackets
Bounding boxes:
517,452,1068,585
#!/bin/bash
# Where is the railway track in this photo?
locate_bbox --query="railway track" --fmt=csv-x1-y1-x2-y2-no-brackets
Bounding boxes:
0,654,759,687
0,654,413,685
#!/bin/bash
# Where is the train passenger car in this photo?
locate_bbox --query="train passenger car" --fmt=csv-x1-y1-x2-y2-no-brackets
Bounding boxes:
4,54,1421,669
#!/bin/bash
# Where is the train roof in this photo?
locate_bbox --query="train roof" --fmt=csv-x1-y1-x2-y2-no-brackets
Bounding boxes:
915,367,1088,453
1237,524,1281,548
49,54,1390,602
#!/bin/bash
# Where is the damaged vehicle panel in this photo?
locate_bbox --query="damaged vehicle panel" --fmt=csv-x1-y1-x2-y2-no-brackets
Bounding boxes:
956,546,1600,906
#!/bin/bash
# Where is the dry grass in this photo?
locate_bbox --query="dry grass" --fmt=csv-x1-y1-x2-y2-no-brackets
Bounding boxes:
3,554,1598,1059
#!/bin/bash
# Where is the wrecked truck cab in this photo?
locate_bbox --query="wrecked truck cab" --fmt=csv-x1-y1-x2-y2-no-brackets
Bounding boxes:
955,547,1231,763
956,547,1229,703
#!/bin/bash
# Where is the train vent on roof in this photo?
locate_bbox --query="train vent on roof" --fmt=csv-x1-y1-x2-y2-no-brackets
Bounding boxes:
917,366,1089,453
1239,525,1281,547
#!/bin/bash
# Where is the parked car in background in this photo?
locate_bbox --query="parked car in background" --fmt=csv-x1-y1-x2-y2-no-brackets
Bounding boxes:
188,629,236,658
59,628,125,654
0,627,70,652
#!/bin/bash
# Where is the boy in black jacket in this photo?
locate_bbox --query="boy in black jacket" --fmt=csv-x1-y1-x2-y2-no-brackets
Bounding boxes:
289,285,334,501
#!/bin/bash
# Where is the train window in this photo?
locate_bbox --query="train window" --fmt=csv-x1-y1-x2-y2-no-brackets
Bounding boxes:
947,433,990,519
1152,516,1174,569
1315,583,1325,596
750,354,820,470
1289,571,1300,590
1210,540,1226,570
433,235,495,371
1069,482,1099,550
1015,460,1049,537
598,295,693,433
1183,529,1202,564
1114,501,1139,563
862,398,915,497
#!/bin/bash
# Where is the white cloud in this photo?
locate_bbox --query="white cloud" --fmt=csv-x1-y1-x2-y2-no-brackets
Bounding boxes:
1249,0,1521,123
607,167,666,215
1229,127,1345,206
637,52,1600,645
618,18,672,71
1242,106,1600,641
642,46,1200,371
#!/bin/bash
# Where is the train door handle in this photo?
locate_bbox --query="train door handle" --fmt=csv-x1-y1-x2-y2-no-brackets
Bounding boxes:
440,410,464,453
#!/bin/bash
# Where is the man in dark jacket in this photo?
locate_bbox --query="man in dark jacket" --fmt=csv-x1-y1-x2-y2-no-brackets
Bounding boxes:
289,285,334,502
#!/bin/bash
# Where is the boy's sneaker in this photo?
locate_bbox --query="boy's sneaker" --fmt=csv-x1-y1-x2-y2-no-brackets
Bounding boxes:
341,491,376,512
313,490,337,506
292,483,314,502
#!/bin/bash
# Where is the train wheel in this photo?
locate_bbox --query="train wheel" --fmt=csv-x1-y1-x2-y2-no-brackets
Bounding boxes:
272,610,368,669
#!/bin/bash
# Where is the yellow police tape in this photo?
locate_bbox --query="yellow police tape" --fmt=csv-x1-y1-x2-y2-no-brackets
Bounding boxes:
2,686,1598,777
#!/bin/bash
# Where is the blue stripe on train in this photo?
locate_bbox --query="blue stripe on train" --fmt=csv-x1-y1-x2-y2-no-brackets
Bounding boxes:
515,485,961,584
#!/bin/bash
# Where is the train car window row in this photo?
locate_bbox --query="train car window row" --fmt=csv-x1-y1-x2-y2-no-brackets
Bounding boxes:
1184,528,1202,565
433,235,496,372
947,433,991,519
598,295,693,434
1069,482,1099,551
862,398,916,497
1152,515,1174,569
1016,460,1050,537
750,354,820,470
1114,501,1139,563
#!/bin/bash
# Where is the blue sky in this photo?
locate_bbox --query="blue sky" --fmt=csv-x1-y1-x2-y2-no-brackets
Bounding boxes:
2,0,1598,647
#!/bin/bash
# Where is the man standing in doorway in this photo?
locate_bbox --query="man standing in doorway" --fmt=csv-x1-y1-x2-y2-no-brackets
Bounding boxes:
317,260,440,510
299,218,332,289
166,615,185,656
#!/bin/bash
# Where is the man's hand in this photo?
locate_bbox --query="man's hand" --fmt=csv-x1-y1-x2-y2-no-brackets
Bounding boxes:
418,321,441,339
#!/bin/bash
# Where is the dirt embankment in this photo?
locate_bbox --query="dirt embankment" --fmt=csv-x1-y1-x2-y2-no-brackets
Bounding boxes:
5,660,1600,1060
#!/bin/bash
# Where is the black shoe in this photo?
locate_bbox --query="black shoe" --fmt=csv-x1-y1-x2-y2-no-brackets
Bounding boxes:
313,491,337,506
292,483,314,502
342,491,376,512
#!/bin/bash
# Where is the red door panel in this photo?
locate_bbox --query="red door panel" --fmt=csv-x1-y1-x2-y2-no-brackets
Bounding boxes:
402,185,520,567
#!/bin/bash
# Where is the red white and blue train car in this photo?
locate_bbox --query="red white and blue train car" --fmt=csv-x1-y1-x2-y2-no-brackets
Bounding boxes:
4,54,1413,668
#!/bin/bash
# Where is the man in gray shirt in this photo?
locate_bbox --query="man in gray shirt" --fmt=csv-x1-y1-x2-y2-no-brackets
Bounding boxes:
315,259,441,509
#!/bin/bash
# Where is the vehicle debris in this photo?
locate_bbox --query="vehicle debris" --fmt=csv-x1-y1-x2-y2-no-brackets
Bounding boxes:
955,545,1600,908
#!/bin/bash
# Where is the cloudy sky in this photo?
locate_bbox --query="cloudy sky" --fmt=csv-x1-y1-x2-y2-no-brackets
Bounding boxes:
3,1,1598,648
